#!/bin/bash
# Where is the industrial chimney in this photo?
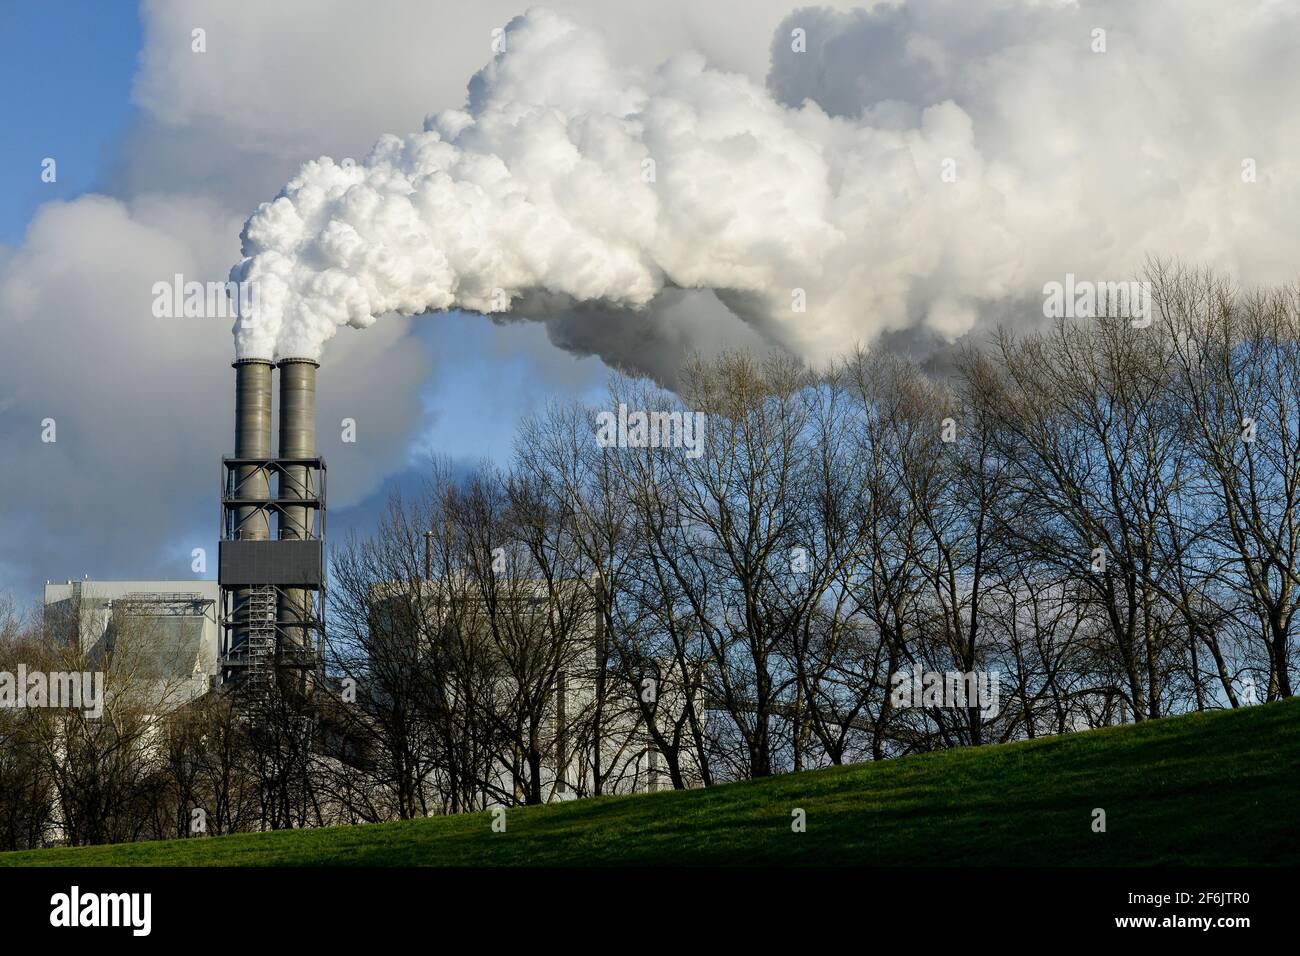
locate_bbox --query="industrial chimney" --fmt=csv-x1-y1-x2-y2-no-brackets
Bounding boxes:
219,358,326,694
231,358,274,653
276,358,319,665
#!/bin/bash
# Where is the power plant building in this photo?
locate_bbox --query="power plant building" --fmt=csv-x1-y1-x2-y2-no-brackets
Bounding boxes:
42,579,220,709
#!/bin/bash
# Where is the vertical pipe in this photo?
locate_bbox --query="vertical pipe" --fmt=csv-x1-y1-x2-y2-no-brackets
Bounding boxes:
277,358,318,660
233,359,274,537
232,359,273,654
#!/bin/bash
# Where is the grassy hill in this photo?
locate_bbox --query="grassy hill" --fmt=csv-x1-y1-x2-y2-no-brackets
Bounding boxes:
3,698,1297,866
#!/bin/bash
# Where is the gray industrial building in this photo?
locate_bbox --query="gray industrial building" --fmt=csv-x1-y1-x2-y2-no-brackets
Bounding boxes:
42,579,220,709
369,575,702,802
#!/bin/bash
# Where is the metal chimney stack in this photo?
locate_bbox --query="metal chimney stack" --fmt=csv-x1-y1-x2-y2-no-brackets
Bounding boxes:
231,358,274,650
276,358,318,658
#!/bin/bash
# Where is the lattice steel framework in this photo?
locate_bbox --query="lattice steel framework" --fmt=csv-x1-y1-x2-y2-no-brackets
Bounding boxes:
218,455,327,694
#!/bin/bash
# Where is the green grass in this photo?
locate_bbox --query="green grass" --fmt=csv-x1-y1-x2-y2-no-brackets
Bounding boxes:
4,698,1297,866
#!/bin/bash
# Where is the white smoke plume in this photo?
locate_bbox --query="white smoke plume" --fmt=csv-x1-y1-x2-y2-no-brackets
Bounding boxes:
231,2,1300,365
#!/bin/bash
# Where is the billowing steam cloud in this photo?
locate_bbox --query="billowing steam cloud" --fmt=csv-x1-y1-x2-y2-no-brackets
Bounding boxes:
231,2,1300,366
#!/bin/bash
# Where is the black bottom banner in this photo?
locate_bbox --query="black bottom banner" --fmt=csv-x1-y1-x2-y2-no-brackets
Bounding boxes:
0,866,1283,943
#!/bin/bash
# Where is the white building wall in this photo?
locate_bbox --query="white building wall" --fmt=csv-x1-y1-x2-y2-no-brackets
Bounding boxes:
42,579,220,709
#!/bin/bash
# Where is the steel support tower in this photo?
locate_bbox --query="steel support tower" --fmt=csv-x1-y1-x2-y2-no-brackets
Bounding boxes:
217,358,326,696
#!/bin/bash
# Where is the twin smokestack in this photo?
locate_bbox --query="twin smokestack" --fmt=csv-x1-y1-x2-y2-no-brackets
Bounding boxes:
232,357,318,539
231,357,318,656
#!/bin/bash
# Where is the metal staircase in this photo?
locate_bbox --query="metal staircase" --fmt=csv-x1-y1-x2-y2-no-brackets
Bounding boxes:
245,585,277,698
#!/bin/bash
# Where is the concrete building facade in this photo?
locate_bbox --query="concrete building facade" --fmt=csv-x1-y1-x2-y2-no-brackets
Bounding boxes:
42,579,220,709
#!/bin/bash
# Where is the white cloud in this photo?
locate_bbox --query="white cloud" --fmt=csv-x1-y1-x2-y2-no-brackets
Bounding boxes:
3,0,1298,598
0,195,431,591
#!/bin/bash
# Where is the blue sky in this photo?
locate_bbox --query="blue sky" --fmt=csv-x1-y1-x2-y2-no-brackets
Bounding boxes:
0,2,141,245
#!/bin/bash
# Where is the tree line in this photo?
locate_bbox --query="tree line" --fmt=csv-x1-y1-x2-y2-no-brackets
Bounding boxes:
324,263,1298,811
1,264,1295,848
